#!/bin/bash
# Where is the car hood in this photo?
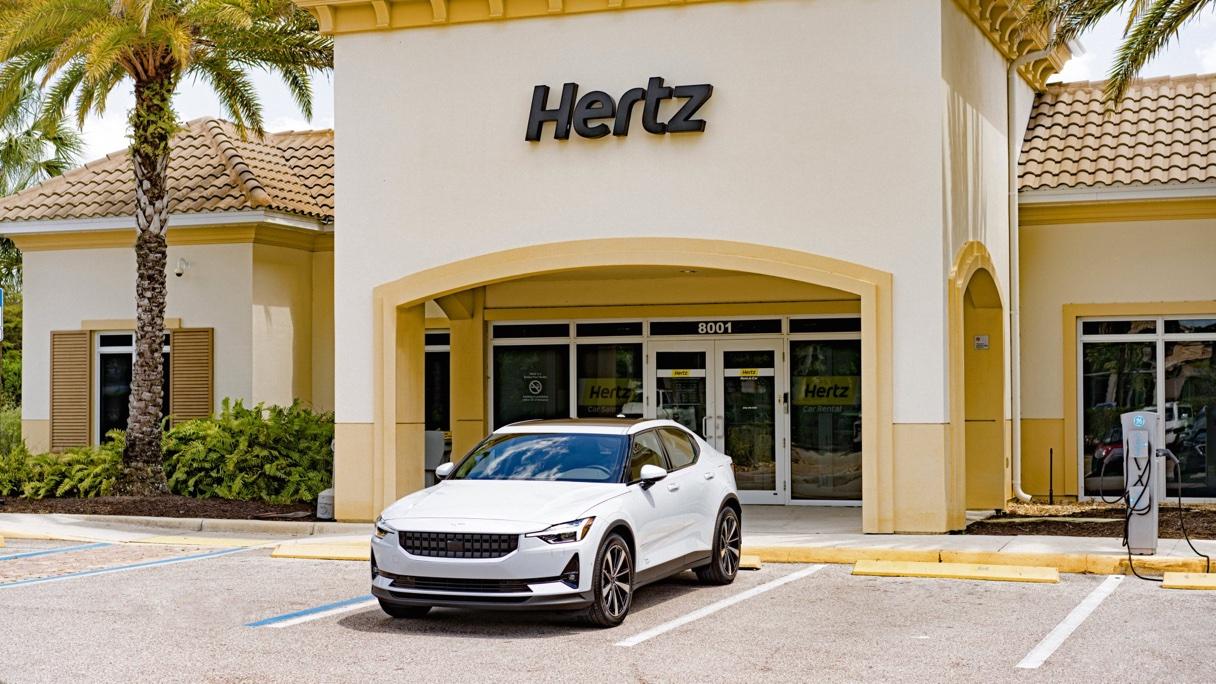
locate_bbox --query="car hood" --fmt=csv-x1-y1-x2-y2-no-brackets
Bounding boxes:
380,480,626,532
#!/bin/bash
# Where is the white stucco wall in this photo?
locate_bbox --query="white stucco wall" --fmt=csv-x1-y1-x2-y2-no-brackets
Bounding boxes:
22,242,254,423
252,244,314,407
333,0,958,424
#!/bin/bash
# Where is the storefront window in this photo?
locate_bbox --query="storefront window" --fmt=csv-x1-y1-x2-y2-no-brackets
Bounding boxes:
789,340,861,500
1164,341,1216,497
576,344,642,418
492,345,570,428
1081,341,1157,497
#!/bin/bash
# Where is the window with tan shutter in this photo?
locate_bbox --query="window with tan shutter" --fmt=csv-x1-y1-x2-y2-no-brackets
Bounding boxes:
169,328,213,425
50,330,90,451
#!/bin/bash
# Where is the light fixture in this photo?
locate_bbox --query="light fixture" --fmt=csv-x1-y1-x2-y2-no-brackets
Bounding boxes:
680,269,698,275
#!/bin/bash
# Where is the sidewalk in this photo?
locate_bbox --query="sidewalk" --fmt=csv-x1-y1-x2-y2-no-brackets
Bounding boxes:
2,508,1212,575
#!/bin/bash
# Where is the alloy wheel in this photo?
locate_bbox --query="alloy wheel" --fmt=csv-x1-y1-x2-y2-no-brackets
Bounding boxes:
718,512,741,576
600,544,631,618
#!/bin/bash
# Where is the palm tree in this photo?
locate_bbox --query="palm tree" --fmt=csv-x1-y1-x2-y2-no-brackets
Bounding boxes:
0,81,83,292
0,1,332,495
1024,1,1214,104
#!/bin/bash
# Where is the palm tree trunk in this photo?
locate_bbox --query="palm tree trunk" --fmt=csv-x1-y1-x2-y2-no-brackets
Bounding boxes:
117,71,177,496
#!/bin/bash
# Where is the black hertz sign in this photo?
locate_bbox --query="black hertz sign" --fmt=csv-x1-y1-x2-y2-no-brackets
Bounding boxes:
525,77,713,141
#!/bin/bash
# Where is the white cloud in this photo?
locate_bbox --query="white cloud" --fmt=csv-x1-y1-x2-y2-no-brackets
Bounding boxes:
1196,40,1216,72
1053,53,1097,83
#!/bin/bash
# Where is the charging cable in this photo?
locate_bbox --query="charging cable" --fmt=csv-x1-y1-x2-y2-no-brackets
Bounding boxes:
1158,448,1212,574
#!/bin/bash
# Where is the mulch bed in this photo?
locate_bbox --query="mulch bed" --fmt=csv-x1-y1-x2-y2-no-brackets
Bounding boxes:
964,506,1216,540
0,495,316,521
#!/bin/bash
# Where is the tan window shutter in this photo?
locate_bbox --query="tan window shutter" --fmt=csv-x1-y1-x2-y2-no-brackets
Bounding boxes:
50,330,90,451
169,328,214,425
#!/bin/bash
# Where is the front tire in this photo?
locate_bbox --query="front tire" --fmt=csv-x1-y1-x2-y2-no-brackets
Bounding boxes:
696,506,741,585
378,599,431,619
583,533,633,628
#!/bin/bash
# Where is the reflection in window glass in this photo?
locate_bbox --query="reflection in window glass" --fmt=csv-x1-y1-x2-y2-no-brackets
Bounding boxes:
1081,342,1156,497
789,340,862,500
424,351,450,431
655,351,708,438
492,345,570,428
1165,319,1216,335
725,351,776,493
1082,320,1156,336
576,344,642,419
1164,341,1216,497
629,430,667,480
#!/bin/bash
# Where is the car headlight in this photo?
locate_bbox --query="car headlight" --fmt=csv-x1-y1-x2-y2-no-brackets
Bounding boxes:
525,517,595,544
374,516,394,540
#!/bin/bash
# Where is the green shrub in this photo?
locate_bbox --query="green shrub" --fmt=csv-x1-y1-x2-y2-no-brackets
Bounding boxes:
0,443,30,495
163,399,333,504
0,404,22,455
19,433,122,499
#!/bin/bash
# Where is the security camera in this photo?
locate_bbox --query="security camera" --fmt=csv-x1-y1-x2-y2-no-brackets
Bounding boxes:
174,258,189,278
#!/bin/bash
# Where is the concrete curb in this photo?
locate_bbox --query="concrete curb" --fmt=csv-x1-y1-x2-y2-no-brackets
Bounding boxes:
2,513,369,536
745,545,1213,575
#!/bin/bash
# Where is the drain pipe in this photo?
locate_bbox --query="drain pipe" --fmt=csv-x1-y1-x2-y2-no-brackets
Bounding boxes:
1008,49,1050,503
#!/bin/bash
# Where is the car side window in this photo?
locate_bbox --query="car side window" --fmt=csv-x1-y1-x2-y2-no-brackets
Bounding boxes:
658,428,699,470
628,430,669,482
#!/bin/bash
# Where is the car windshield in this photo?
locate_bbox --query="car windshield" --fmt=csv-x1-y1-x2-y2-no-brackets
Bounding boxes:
450,433,629,483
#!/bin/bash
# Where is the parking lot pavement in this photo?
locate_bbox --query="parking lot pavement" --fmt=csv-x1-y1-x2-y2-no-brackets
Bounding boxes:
1,541,1214,683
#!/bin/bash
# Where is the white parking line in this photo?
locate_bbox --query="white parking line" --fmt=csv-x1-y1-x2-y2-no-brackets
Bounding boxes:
1016,575,1124,670
615,564,826,648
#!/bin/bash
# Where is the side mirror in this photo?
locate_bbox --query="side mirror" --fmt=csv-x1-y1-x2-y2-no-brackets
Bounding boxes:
435,462,455,480
638,464,668,489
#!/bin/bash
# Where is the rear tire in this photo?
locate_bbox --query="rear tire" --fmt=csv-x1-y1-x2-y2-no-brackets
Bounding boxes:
582,533,633,628
696,506,741,585
378,599,431,619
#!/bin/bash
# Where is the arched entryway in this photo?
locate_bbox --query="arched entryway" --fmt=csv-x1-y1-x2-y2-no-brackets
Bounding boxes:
347,238,898,532
949,242,1009,516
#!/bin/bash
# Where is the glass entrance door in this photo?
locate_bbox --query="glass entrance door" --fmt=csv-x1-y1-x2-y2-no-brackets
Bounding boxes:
647,339,784,503
716,340,783,504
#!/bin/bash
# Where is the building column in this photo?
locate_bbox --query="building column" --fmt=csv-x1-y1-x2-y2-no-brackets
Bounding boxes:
393,303,426,501
438,289,487,458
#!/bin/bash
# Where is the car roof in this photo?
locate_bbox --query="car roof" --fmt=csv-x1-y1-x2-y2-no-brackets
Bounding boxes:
495,418,687,436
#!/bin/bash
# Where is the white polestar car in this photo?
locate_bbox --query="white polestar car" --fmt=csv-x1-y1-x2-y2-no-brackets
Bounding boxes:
370,418,741,627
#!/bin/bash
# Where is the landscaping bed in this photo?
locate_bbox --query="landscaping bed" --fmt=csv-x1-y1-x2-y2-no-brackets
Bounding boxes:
0,495,315,520
963,501,1216,539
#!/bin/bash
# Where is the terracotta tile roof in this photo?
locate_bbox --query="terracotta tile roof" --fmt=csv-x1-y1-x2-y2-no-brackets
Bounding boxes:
1020,73,1216,192
0,118,333,223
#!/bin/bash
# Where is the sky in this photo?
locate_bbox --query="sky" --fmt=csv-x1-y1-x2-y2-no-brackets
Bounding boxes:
75,9,1216,160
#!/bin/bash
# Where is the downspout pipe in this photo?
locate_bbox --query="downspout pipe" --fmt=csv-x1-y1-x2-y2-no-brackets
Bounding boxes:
1008,49,1050,503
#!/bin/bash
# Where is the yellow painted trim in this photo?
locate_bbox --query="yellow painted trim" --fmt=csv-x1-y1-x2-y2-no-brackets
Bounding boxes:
940,550,1087,574
947,241,1007,522
1085,554,1210,575
852,559,1059,583
484,300,860,321
1162,572,1216,590
1020,197,1216,227
363,238,895,531
294,0,1067,86
10,225,333,252
81,318,182,330
1061,301,1216,488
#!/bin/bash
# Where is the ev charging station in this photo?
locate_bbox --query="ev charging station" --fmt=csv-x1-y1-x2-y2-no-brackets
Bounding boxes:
1120,411,1166,555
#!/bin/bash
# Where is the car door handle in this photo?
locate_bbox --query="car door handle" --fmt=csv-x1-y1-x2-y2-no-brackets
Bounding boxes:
667,483,680,492
704,472,715,480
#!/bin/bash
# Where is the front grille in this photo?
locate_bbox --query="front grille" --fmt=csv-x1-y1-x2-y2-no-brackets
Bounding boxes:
399,531,519,559
380,571,559,593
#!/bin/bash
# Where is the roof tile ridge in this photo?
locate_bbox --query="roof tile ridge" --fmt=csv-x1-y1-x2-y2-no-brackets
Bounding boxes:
199,118,272,209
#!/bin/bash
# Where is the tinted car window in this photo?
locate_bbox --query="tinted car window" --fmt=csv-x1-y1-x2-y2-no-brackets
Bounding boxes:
659,428,698,470
628,430,668,481
452,433,628,483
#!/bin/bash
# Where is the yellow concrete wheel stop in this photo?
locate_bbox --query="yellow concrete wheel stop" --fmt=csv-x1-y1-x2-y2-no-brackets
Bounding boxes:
1162,572,1216,590
272,541,370,561
739,554,762,570
852,559,1059,584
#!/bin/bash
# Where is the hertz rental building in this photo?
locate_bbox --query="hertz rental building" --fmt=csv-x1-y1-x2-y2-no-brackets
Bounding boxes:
2,0,1215,532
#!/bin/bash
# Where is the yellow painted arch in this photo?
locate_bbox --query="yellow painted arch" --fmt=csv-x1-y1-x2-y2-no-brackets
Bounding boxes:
948,241,1008,520
364,238,896,532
